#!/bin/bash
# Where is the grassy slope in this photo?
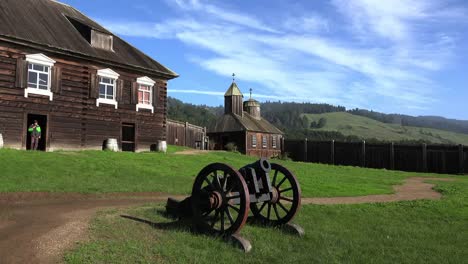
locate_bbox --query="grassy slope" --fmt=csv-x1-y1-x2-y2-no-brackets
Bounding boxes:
65,179,468,264
304,112,468,145
0,147,451,197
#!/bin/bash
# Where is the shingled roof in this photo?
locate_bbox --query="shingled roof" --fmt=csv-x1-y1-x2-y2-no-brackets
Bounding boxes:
210,112,283,134
0,0,177,79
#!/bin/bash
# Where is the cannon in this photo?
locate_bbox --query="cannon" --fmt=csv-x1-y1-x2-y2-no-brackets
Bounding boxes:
165,158,303,250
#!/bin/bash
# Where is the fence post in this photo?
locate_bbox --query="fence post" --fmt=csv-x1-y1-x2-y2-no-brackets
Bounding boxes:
202,127,206,150
304,138,308,162
422,143,428,172
459,144,464,174
389,142,395,170
330,140,335,165
184,122,188,147
361,140,366,167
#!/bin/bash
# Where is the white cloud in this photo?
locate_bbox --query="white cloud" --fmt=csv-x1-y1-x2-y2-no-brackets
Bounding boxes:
100,0,465,112
282,15,329,33
171,0,280,33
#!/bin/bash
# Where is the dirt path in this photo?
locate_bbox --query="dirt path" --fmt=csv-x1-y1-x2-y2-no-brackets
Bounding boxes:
0,193,183,264
0,177,453,263
302,177,454,205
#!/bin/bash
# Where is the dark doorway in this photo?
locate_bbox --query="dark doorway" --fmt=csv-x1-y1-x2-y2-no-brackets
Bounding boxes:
26,114,47,151
122,123,135,152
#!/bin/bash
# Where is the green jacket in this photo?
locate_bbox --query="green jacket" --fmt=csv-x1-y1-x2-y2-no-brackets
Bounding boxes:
28,124,41,137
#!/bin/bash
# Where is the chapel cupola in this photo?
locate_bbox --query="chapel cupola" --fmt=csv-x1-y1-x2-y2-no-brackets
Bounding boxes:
243,88,261,120
224,73,244,116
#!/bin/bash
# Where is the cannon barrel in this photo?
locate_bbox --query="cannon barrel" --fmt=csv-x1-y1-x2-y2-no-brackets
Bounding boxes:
239,158,273,196
240,158,271,175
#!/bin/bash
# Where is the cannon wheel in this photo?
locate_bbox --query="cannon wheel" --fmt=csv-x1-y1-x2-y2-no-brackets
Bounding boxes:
191,163,250,236
251,163,301,226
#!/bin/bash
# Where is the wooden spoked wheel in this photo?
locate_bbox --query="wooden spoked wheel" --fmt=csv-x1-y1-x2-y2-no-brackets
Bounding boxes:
251,163,301,226
191,163,250,236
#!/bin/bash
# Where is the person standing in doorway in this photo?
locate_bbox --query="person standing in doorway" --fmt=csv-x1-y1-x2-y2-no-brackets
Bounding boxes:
28,120,41,150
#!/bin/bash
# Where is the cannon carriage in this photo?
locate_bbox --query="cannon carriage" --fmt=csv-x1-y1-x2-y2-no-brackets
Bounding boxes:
166,158,303,249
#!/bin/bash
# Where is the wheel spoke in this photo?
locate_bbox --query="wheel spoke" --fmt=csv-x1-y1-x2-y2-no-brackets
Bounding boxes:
214,172,222,190
228,203,240,212
204,177,213,188
277,201,290,214
273,204,280,220
227,194,240,200
279,187,293,193
225,207,234,225
228,181,239,193
272,169,279,186
267,203,272,219
222,172,228,191
258,201,267,213
202,208,214,217
276,176,287,188
280,196,294,203
211,210,220,228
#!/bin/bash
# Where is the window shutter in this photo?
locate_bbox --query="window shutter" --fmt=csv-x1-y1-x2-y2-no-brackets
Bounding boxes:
152,85,158,107
116,79,124,102
51,66,62,93
89,72,98,98
131,81,138,104
15,57,27,88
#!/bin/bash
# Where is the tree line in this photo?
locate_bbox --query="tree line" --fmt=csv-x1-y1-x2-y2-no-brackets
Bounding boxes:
167,97,468,143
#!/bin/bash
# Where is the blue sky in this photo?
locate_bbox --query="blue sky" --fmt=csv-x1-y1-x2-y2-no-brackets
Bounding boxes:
61,0,468,120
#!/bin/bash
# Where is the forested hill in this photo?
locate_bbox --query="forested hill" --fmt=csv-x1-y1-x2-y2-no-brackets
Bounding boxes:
167,96,468,143
348,109,468,135
167,97,220,128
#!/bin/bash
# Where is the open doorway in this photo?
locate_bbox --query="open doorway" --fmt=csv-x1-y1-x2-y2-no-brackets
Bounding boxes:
121,123,135,152
26,114,47,151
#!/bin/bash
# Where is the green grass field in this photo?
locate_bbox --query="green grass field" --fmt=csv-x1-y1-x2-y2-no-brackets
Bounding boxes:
64,179,468,264
304,112,468,145
0,147,450,197
1,147,466,263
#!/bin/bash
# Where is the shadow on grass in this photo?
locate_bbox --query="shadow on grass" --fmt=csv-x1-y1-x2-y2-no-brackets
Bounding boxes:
120,210,253,252
120,208,191,232
246,216,305,237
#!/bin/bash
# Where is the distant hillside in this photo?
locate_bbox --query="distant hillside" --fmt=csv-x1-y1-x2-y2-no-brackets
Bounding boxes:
303,112,468,145
348,109,468,134
167,97,468,144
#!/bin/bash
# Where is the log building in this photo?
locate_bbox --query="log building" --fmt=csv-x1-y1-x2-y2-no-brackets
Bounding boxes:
0,0,178,151
208,80,283,158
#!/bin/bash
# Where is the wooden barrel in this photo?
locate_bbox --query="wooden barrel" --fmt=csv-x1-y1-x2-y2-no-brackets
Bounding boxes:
0,133,3,149
157,140,167,153
105,138,119,152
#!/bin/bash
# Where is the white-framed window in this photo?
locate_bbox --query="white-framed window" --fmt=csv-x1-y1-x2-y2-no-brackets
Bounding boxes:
138,85,151,105
25,53,55,101
252,134,257,148
96,68,119,109
262,135,267,148
136,76,155,113
99,76,115,100
272,136,277,149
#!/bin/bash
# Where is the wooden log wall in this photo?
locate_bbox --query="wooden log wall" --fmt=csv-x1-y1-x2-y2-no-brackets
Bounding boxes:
245,131,282,158
0,42,168,151
166,119,206,149
283,139,468,175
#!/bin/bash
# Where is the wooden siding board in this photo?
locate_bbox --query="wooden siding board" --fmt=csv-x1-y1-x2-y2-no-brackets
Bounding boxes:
0,42,169,152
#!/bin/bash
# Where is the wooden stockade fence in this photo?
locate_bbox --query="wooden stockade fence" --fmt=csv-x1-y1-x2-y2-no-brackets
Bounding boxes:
283,139,467,175
166,119,207,149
